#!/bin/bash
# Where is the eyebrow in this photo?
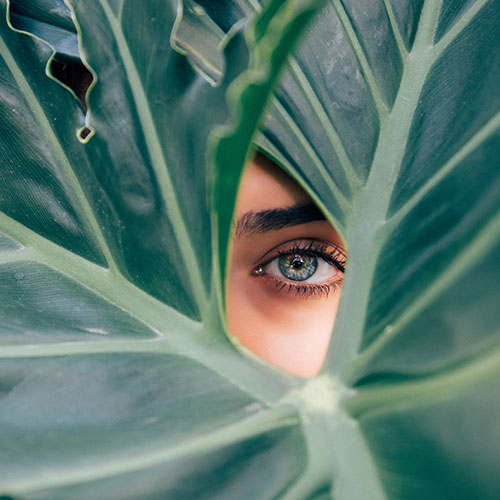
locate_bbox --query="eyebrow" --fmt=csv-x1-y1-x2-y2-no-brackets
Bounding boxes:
235,202,326,238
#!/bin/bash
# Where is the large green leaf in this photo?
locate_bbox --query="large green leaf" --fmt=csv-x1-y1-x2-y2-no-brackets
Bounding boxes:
1,0,500,499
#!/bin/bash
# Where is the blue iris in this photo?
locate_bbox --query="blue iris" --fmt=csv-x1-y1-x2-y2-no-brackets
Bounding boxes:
278,253,318,281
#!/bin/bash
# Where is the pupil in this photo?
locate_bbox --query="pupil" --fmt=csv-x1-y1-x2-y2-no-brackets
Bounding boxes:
291,255,305,269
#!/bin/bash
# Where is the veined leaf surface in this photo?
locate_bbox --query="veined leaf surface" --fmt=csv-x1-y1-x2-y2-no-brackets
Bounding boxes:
1,0,500,499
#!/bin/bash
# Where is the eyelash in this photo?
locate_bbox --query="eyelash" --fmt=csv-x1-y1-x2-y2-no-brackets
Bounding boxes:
253,240,346,298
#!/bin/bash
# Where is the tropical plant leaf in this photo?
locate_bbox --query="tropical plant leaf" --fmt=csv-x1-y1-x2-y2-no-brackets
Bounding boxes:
9,0,79,60
1,0,500,499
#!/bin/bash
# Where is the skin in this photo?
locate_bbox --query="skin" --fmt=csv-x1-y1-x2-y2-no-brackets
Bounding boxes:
227,153,345,377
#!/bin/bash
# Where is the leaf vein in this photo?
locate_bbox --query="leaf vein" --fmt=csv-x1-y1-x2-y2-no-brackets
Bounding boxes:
288,57,362,192
328,0,389,118
349,342,500,418
2,406,296,493
433,0,491,56
381,0,409,61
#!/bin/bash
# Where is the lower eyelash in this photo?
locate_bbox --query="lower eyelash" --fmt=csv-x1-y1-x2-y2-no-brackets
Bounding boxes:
266,275,343,298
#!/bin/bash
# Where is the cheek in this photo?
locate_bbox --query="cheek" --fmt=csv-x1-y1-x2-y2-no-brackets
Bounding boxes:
226,273,340,377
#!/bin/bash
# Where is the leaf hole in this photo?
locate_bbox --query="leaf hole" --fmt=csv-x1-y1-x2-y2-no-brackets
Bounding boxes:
79,127,92,140
50,59,93,110
77,126,95,144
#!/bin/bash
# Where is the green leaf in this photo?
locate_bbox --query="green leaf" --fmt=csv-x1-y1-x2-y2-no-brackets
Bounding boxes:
9,0,79,60
1,0,500,499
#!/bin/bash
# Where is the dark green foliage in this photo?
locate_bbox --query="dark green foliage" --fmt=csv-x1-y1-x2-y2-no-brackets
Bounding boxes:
1,0,499,498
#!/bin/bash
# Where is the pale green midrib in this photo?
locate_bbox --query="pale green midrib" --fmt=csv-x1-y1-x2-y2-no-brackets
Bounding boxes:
388,109,500,229
432,0,491,58
381,0,409,62
329,0,389,118
287,57,362,192
0,340,171,358
356,205,500,369
0,33,118,273
325,0,443,377
280,466,327,500
328,415,388,500
281,407,388,500
5,406,298,493
348,340,500,418
269,96,350,212
96,0,207,308
280,417,334,500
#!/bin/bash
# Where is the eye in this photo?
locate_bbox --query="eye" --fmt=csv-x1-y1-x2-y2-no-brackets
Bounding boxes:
252,239,345,295
264,251,338,283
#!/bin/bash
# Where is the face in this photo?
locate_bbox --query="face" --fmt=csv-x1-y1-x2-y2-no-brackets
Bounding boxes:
227,153,345,377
